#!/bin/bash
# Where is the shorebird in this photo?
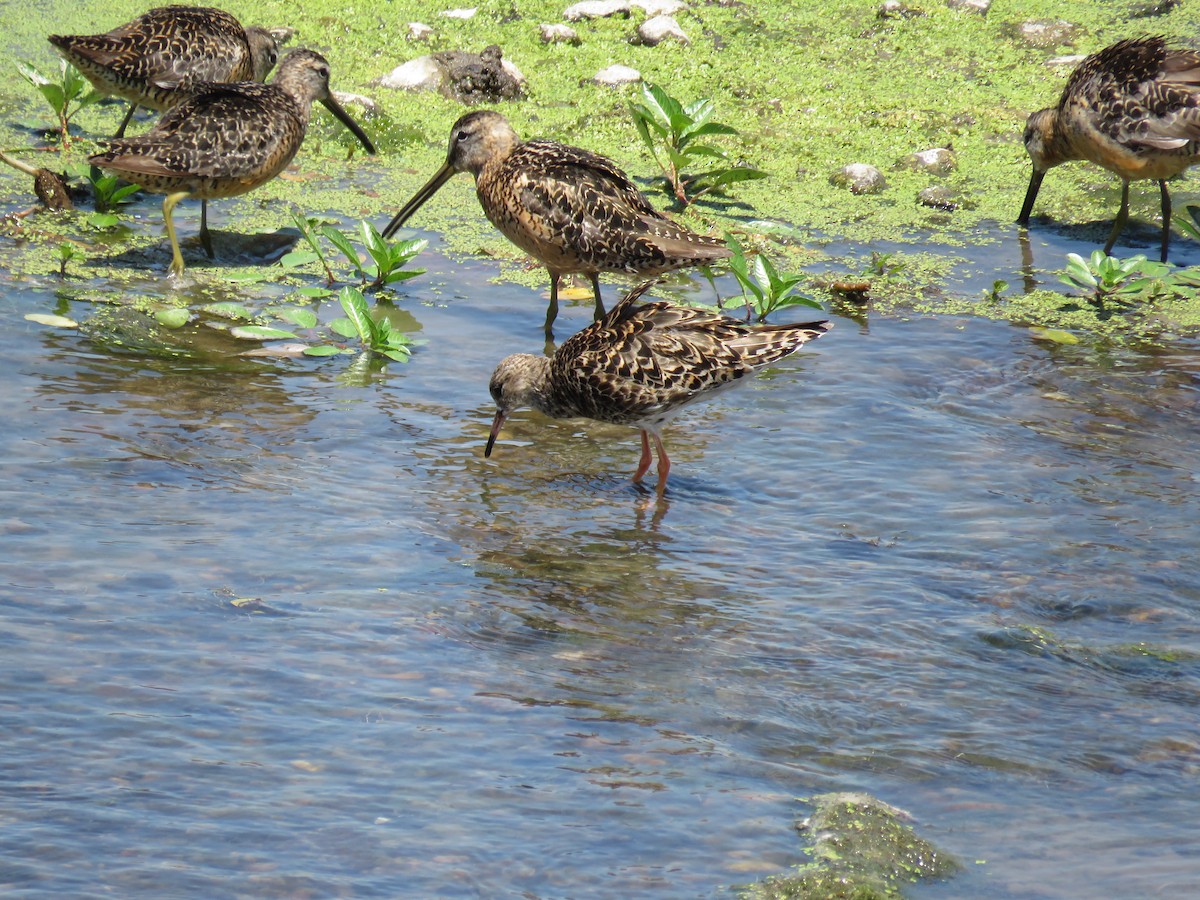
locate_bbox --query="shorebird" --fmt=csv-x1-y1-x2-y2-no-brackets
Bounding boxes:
88,48,376,277
381,110,732,334
1018,36,1200,263
484,281,831,495
50,5,281,139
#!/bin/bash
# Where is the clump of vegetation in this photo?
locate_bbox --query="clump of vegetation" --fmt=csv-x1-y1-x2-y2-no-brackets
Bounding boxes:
16,59,100,147
1059,251,1167,305
284,212,426,290
629,83,766,208
724,235,822,321
325,286,415,362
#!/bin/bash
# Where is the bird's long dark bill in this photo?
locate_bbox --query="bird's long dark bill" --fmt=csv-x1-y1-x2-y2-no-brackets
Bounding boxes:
1017,169,1045,225
484,410,506,458
319,95,377,155
382,161,455,239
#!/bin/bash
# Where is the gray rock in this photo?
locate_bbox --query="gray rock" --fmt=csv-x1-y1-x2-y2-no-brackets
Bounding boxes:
632,0,686,13
877,0,925,18
440,7,477,18
917,185,959,211
332,91,382,116
593,64,642,86
408,22,434,41
376,45,526,102
899,148,956,176
540,23,580,43
564,0,629,21
946,0,990,13
830,163,887,195
636,14,689,45
1017,19,1079,49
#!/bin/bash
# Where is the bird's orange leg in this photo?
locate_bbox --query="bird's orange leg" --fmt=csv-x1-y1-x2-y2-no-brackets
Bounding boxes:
652,432,670,496
633,430,653,483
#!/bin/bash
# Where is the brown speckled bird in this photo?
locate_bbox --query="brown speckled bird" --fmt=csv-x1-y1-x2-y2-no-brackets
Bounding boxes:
381,110,733,334
88,48,376,278
1018,37,1200,263
50,5,281,139
484,281,831,495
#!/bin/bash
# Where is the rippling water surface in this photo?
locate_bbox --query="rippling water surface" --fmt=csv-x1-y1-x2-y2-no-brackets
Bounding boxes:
2,231,1199,898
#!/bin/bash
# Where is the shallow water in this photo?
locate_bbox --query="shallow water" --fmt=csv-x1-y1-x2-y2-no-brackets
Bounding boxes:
1,219,1199,898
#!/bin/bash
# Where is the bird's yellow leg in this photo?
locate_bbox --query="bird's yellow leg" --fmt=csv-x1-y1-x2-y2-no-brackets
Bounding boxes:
162,191,192,277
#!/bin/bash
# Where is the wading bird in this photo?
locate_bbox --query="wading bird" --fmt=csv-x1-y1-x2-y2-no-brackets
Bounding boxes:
382,110,732,334
1018,37,1200,263
485,281,831,495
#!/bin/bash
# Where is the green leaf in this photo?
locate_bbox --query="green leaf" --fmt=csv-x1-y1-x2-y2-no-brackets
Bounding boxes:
294,286,334,298
321,224,363,272
382,348,411,362
24,313,78,328
683,121,740,140
329,318,358,338
279,249,320,269
154,307,190,329
229,325,299,341
16,61,50,87
1029,327,1080,344
85,212,120,229
274,307,319,329
303,344,345,356
338,286,375,341
202,301,255,320
702,167,768,188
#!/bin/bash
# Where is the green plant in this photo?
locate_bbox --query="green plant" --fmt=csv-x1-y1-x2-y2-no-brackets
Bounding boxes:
1059,250,1168,304
861,251,906,279
723,235,822,321
284,213,427,289
56,241,84,277
629,82,766,207
983,279,1008,303
321,286,414,361
357,221,426,289
284,212,338,284
88,171,140,214
17,59,100,147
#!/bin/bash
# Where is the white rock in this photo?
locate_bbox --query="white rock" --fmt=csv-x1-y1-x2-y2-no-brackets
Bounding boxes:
407,22,434,41
593,64,641,85
441,7,477,18
565,0,629,21
946,0,991,13
830,163,887,195
631,0,685,14
637,14,689,45
540,23,580,43
1047,54,1086,67
376,56,443,91
501,59,527,85
332,91,381,116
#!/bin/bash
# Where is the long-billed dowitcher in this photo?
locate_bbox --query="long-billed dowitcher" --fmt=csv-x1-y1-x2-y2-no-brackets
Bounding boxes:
381,110,732,334
484,281,831,495
88,48,376,278
1018,36,1200,263
50,5,281,139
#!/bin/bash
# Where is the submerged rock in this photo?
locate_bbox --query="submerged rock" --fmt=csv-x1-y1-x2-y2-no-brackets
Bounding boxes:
877,0,926,18
742,792,960,899
830,163,887,195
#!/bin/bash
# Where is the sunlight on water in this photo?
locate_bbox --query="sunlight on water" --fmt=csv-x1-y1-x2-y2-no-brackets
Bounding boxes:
1,235,1199,898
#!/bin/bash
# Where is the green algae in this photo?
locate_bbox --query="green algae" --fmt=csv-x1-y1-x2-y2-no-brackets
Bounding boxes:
741,792,959,899
4,0,1200,341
